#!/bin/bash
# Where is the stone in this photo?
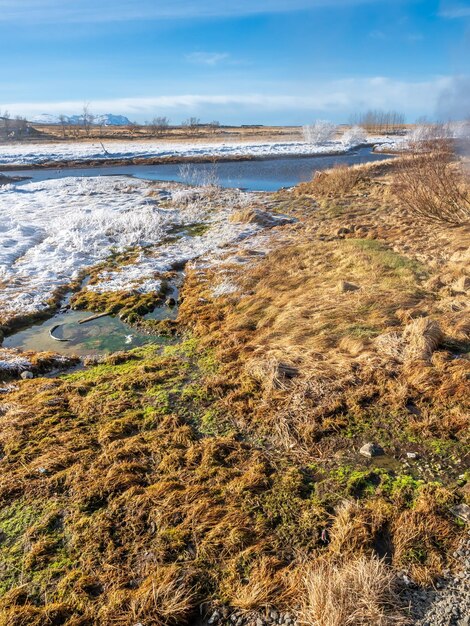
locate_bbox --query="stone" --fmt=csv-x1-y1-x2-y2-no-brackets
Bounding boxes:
20,371,33,380
336,227,351,236
451,504,470,524
406,452,419,459
338,280,360,293
166,297,177,307
359,442,384,458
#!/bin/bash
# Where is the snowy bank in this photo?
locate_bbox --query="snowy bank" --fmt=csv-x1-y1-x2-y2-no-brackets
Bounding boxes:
0,176,281,322
0,136,396,167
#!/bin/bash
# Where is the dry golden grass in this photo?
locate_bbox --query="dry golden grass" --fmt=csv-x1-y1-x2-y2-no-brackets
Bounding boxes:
0,158,468,624
26,123,304,144
303,164,367,199
298,556,407,626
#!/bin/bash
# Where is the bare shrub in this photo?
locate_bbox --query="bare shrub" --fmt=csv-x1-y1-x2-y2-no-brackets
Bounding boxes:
406,122,453,148
150,116,170,136
394,140,470,225
350,110,405,134
298,556,407,626
342,126,368,147
302,121,337,144
178,162,220,188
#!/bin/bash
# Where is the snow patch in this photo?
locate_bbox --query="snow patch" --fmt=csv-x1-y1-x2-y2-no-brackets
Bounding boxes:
0,135,395,167
0,177,278,320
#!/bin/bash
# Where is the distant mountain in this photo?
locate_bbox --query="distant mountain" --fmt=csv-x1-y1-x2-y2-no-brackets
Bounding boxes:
30,114,63,125
30,113,132,126
93,114,132,126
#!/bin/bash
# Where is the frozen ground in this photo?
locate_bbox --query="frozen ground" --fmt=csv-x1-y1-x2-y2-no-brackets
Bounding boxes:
0,136,399,166
0,176,270,321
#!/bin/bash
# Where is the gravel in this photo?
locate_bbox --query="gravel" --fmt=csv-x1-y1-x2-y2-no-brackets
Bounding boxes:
400,535,470,626
200,537,470,626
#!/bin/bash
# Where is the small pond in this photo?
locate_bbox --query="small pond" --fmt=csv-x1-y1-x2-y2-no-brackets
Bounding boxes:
3,309,168,357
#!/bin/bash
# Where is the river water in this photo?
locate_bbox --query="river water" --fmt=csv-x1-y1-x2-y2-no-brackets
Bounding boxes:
4,146,392,192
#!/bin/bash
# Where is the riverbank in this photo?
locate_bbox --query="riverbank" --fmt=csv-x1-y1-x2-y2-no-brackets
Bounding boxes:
0,157,468,625
0,136,402,169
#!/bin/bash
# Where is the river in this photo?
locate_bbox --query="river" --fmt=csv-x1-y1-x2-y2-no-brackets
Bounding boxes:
3,146,392,192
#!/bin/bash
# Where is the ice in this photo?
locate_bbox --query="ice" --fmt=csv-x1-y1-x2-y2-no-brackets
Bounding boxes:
0,350,32,373
0,176,273,320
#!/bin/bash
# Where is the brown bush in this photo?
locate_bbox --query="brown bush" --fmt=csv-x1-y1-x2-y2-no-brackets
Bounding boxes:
394,141,470,225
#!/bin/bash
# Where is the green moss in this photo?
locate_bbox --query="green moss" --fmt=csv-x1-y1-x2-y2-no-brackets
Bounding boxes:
325,465,424,504
167,222,211,238
0,502,73,598
347,239,427,277
249,468,325,554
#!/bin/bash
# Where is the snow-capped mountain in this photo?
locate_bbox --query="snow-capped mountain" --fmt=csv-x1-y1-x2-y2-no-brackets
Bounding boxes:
30,114,63,125
93,114,132,126
30,113,132,126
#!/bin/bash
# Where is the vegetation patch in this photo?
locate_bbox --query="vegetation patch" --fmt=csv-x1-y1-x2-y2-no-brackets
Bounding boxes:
0,158,468,624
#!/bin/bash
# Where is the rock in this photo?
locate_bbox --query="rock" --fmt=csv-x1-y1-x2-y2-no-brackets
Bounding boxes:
359,442,384,458
166,297,177,307
355,225,369,234
407,452,419,459
336,227,351,236
451,504,470,524
20,371,34,380
338,280,360,293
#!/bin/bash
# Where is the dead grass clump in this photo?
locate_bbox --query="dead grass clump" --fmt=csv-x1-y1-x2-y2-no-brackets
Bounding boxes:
327,500,380,558
128,566,197,625
375,318,443,365
299,164,367,199
227,556,292,610
392,486,458,585
298,556,407,626
229,207,291,227
402,318,443,363
245,356,299,392
394,145,470,224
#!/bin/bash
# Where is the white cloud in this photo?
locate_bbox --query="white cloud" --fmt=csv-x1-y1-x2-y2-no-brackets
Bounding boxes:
439,2,470,18
3,76,456,121
186,52,230,66
0,0,400,23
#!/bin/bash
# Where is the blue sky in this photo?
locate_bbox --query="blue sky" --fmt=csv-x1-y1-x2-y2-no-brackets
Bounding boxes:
0,0,469,124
